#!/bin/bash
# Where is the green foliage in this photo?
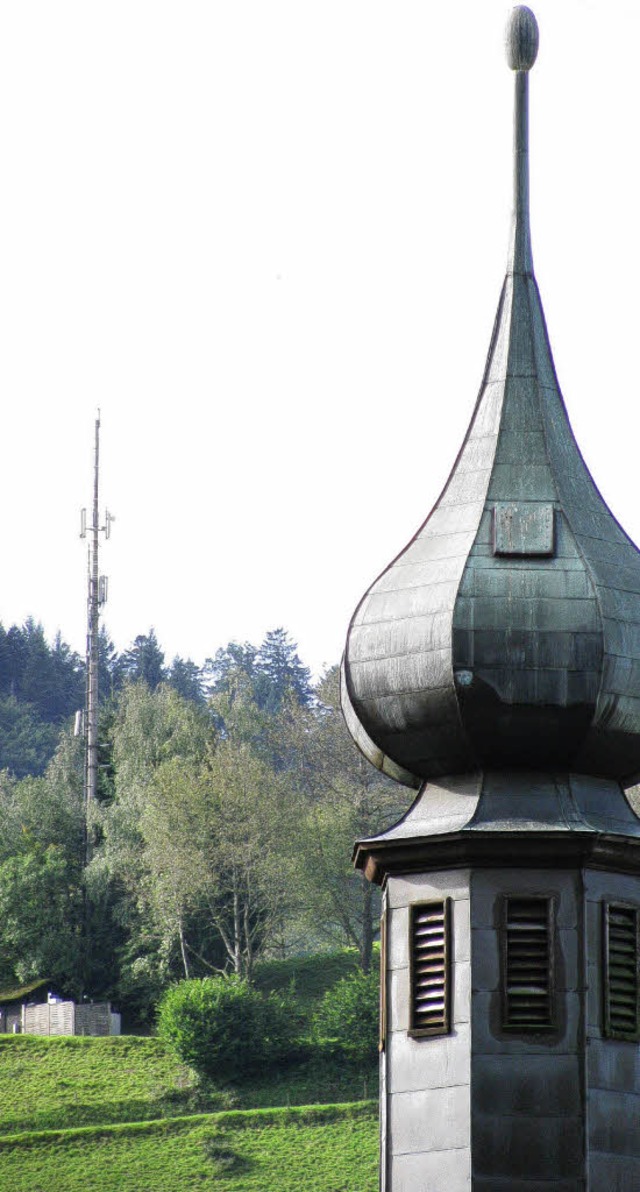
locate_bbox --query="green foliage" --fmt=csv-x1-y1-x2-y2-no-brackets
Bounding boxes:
156,953,379,1104
284,665,403,971
111,681,210,790
0,848,83,995
0,620,84,777
103,698,297,1017
165,741,297,979
0,697,60,778
0,733,84,866
0,731,93,998
0,618,401,1024
157,976,300,1080
313,968,380,1068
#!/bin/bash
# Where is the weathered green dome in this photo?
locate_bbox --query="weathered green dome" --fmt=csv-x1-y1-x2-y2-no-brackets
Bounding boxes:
342,9,640,788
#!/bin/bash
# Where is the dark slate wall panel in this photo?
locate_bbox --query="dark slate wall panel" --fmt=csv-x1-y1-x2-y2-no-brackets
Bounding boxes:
589,1091,640,1158
470,869,584,1186
584,870,640,1180
471,1053,581,1115
588,1156,640,1191
587,1039,640,1096
473,1113,583,1180
473,1181,582,1191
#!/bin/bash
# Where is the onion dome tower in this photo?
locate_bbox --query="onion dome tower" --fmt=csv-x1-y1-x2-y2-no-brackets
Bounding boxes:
343,9,640,1189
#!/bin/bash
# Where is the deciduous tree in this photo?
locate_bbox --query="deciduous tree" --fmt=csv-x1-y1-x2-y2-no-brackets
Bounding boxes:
287,667,403,972
141,741,298,982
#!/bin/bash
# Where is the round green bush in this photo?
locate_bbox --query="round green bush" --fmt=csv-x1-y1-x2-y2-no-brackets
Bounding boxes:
157,975,299,1081
312,967,379,1067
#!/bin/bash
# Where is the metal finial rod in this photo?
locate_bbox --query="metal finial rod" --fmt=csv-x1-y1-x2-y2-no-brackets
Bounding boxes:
506,7,539,274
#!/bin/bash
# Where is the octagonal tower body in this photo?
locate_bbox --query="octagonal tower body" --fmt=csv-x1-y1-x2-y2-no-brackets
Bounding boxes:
343,10,640,1189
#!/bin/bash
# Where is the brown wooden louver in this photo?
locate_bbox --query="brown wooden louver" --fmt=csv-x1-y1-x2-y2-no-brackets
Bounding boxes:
502,896,554,1030
604,903,640,1040
408,900,450,1037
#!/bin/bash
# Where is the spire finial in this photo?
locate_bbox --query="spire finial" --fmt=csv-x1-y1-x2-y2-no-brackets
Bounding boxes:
506,6,539,71
506,7,538,274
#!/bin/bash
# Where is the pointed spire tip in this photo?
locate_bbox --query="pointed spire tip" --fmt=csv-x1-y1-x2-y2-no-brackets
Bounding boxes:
506,6,539,71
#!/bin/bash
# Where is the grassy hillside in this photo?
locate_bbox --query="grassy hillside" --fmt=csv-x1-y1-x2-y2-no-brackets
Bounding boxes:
0,1103,379,1192
254,950,362,1007
0,1031,375,1134
0,951,380,1190
0,1036,196,1135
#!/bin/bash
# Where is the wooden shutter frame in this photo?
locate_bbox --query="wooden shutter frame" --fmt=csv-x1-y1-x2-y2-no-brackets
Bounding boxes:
408,898,451,1039
603,901,640,1041
379,909,387,1052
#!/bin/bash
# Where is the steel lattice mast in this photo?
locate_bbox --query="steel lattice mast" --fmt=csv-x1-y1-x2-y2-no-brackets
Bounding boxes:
80,412,113,857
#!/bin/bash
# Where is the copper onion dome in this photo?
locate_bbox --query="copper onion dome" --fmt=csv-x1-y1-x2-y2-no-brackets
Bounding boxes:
342,7,640,789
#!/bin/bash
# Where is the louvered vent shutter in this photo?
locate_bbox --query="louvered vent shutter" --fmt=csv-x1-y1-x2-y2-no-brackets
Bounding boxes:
604,903,640,1041
409,900,451,1037
503,896,554,1030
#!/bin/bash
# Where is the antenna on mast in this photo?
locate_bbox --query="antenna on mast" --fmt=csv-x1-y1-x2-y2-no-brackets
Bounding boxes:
79,410,114,861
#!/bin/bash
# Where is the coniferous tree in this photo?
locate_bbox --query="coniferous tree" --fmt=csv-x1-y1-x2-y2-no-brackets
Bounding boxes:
204,642,258,699
4,624,29,698
0,698,60,778
255,628,312,712
98,626,120,703
0,620,82,722
167,656,205,706
117,629,166,690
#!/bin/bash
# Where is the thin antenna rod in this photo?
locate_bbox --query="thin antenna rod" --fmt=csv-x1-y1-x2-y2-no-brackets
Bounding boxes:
505,6,539,275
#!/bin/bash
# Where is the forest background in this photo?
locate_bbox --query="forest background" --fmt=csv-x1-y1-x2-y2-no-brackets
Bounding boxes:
0,620,402,1026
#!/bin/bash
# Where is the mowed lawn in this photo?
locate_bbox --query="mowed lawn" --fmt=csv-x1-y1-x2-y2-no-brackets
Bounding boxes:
0,1036,197,1135
0,1032,376,1133
0,1104,379,1192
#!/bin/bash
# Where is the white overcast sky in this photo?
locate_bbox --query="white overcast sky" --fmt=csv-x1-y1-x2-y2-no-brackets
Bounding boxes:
0,1,638,678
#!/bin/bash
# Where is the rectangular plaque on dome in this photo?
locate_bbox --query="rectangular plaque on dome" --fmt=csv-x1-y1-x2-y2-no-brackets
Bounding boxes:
493,503,554,557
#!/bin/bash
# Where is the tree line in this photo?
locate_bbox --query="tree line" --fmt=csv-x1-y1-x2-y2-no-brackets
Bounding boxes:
0,619,199,777
0,625,403,1025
